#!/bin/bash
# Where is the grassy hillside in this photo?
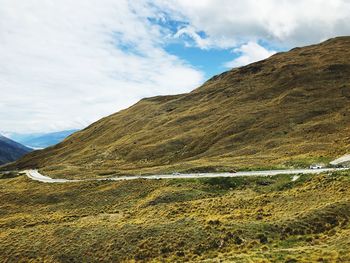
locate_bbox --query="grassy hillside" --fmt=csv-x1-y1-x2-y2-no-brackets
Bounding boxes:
4,37,350,178
1,170,349,262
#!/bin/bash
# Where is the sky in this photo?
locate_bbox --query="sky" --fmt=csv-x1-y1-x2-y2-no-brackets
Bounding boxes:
1,0,350,133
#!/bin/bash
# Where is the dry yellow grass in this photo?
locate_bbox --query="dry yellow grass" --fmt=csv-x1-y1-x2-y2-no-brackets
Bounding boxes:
0,170,349,262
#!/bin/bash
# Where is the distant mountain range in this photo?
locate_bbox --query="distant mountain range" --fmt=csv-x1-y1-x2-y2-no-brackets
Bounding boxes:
0,135,32,165
7,129,79,149
4,37,350,177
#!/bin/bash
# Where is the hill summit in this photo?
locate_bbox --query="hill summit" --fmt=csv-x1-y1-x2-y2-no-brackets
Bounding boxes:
5,37,350,177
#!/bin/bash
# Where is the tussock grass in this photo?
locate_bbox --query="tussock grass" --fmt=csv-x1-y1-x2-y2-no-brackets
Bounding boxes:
0,170,349,262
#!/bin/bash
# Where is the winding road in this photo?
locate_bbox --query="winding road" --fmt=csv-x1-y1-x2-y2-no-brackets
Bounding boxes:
23,168,348,183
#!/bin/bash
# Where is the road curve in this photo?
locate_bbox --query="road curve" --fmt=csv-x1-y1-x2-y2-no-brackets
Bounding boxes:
330,154,350,166
23,168,348,183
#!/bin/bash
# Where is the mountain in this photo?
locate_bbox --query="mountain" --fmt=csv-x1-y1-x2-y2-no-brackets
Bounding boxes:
0,135,32,165
7,130,79,149
4,37,350,177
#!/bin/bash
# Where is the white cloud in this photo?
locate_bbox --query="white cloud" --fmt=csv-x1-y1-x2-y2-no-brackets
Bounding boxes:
156,0,350,48
174,26,236,49
224,42,276,68
0,0,204,133
2,0,350,133
174,26,210,49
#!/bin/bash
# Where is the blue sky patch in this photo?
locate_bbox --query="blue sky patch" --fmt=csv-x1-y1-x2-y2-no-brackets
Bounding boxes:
165,43,237,78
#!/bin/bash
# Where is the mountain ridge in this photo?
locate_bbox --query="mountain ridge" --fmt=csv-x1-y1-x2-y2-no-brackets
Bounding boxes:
0,135,32,165
7,129,79,149
3,36,350,177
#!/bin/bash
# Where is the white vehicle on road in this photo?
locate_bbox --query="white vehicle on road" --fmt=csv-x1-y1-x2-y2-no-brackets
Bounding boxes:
309,164,324,169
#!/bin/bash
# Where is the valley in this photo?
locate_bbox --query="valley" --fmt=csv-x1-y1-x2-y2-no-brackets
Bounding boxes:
0,135,32,165
1,37,349,263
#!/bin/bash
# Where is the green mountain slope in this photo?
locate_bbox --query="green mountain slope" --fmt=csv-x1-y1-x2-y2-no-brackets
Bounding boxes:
4,37,350,177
